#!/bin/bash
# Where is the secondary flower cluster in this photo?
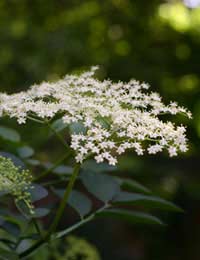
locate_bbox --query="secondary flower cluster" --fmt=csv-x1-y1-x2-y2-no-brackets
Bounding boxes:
0,67,191,165
0,156,33,211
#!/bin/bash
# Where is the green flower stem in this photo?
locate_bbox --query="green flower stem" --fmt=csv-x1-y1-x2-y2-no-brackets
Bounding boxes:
32,219,44,238
52,204,109,240
27,116,45,124
19,238,45,259
47,163,81,236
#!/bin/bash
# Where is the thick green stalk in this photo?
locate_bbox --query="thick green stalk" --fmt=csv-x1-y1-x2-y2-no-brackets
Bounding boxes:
47,163,81,236
19,163,81,259
19,238,45,259
52,204,109,240
19,204,109,259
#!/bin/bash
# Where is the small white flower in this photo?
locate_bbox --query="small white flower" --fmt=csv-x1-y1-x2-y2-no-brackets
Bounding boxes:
148,144,163,154
168,147,178,157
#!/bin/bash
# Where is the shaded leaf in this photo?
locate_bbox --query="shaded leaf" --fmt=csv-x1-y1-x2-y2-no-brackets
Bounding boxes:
28,184,48,203
26,159,40,166
69,122,86,134
97,209,163,225
55,189,92,217
0,126,20,143
52,165,73,175
15,200,33,219
0,216,21,237
117,178,151,194
17,146,34,158
33,208,50,218
42,162,72,175
69,190,92,217
82,160,117,173
2,222,21,237
80,171,120,202
51,118,68,133
113,192,183,212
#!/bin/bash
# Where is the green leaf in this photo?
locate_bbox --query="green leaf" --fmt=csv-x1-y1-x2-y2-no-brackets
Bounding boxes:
26,159,40,166
69,190,92,217
15,200,33,219
97,209,163,225
43,162,73,175
82,160,117,173
116,178,151,194
52,165,73,175
33,208,50,218
0,248,19,260
0,216,21,237
80,171,120,202
28,184,48,202
96,116,110,129
17,146,34,158
113,192,183,212
0,126,20,142
69,122,86,134
55,189,92,217
51,118,68,133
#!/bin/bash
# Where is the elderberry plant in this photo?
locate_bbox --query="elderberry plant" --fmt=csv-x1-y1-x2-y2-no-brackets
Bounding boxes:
0,68,190,259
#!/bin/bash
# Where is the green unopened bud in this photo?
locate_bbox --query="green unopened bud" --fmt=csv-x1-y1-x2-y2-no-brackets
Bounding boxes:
0,156,33,212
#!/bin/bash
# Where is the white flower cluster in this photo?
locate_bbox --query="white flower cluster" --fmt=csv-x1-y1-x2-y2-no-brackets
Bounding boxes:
0,67,191,165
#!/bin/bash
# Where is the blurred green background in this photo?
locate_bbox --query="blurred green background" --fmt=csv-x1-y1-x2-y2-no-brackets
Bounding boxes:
0,0,200,259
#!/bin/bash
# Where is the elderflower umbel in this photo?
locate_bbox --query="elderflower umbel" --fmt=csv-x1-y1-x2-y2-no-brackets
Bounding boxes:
0,156,34,213
0,67,191,165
